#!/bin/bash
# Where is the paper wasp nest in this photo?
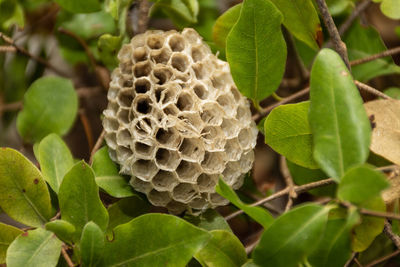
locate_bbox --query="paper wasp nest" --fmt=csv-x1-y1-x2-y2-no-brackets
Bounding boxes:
103,28,257,214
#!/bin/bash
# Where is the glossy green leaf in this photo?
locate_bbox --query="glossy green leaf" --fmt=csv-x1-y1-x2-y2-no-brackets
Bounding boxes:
374,0,400,19
185,209,232,232
6,228,62,267
309,48,371,180
2,2,24,29
195,230,247,267
212,4,241,50
384,87,400,99
338,165,389,205
101,213,211,267
265,101,318,169
38,134,74,194
216,179,273,228
0,223,23,264
308,208,360,267
106,196,149,235
326,0,353,16
253,204,330,267
150,0,199,26
81,222,105,267
0,148,53,227
17,76,78,143
226,0,286,102
344,21,400,82
54,0,101,13
58,161,108,240
242,260,260,267
269,0,320,50
286,160,336,197
98,34,122,70
92,146,135,198
352,197,386,252
45,220,76,244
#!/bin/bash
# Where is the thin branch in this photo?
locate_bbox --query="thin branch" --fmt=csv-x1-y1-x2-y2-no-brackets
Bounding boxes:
344,252,358,267
0,32,68,77
351,46,400,66
0,101,23,113
315,0,350,69
137,0,150,34
384,220,400,249
354,80,392,99
61,245,74,267
0,45,16,52
338,0,372,36
365,250,400,267
89,130,106,164
360,208,400,221
280,156,297,211
245,229,263,254
79,109,94,152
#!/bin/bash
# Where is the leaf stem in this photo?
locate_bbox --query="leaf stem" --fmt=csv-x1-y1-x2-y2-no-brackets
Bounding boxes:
364,250,400,267
354,80,392,99
89,130,106,164
61,245,75,267
79,109,94,152
350,46,400,66
383,220,400,249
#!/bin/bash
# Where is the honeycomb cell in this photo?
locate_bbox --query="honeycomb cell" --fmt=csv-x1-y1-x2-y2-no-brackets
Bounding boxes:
176,161,202,183
171,53,189,72
147,34,164,49
224,138,242,161
134,141,156,159
168,34,186,52
152,170,178,191
148,190,171,206
209,192,229,206
134,61,151,78
155,127,181,148
217,94,236,117
150,48,171,64
177,92,194,111
155,148,180,171
179,138,205,162
172,183,197,202
117,89,134,108
222,161,241,185
193,83,208,100
200,103,224,125
132,46,147,62
197,174,218,193
191,45,206,63
116,128,131,146
130,177,153,193
131,159,158,181
238,128,253,150
134,78,151,94
153,67,172,85
133,95,153,115
201,152,226,174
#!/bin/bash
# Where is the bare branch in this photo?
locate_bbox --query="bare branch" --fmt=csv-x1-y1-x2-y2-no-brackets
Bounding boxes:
89,130,106,164
0,45,16,52
351,46,400,66
61,245,74,267
384,220,400,249
338,0,372,36
365,250,400,267
137,0,150,34
0,101,23,113
79,109,94,153
354,80,392,99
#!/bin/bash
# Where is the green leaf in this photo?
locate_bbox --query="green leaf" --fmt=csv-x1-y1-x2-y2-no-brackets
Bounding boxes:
6,228,62,267
17,76,78,143
253,204,330,267
101,214,211,267
195,230,247,267
92,146,135,198
269,0,320,50
98,34,122,70
0,148,53,227
0,0,16,25
212,4,241,50
264,101,318,169
216,179,273,228
309,48,371,180
0,223,23,264
384,87,400,99
344,21,400,82
286,160,336,197
326,0,353,16
374,0,400,19
106,196,149,235
81,222,105,267
150,0,199,26
58,161,109,240
184,209,232,232
54,0,101,13
338,165,389,205
45,220,76,244
308,208,360,267
352,197,386,252
38,134,74,194
226,0,286,102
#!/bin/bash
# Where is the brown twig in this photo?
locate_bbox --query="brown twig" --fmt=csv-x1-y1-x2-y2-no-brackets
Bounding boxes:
137,0,150,34
280,156,297,211
0,45,16,52
61,245,74,267
384,220,400,249
344,252,358,267
0,32,68,77
89,130,106,164
338,0,372,36
365,250,400,267
351,46,400,66
0,101,23,113
76,87,104,98
315,0,350,69
244,229,263,254
354,80,392,99
79,109,94,152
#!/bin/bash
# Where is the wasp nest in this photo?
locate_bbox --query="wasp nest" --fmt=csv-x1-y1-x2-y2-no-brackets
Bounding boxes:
103,28,258,214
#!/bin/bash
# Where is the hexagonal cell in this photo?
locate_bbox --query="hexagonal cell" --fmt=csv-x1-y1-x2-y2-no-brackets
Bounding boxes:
209,192,229,206
117,89,134,108
211,72,230,90
106,101,119,116
192,63,208,80
200,103,224,125
160,84,180,105
117,108,130,124
163,104,179,116
133,95,153,115
134,78,152,94
116,145,133,162
105,132,117,149
179,138,205,162
130,177,153,193
175,161,202,183
230,86,241,102
132,46,148,62
134,141,156,159
120,61,133,75
239,151,255,173
166,200,187,215
191,44,207,63
176,92,194,111
220,118,240,138
146,34,165,49
168,34,186,52
116,128,132,146
155,127,181,148
232,174,245,190
201,126,225,151
182,28,201,43
103,117,119,132
172,183,198,203
130,33,146,47
133,61,151,78
132,117,156,137
222,161,241,185
217,94,236,117
108,148,117,162
188,197,208,210
155,148,180,171
131,159,158,181
119,78,133,88
153,67,172,85
201,151,226,174
118,44,132,62
178,112,203,133
147,189,171,207
152,170,178,191
171,53,189,72
238,128,253,150
150,47,171,64
224,138,242,161
108,86,119,99
236,105,251,122
193,83,208,100
197,174,218,193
